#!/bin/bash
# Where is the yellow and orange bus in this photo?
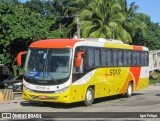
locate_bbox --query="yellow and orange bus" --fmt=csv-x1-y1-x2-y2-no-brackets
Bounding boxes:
17,38,149,106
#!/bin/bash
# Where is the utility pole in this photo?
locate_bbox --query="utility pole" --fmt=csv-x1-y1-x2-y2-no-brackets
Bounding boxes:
76,14,80,39
112,28,115,39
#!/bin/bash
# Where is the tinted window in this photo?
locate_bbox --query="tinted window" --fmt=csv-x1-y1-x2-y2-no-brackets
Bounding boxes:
113,49,118,66
123,50,132,66
144,52,148,66
123,50,128,66
136,51,141,65
106,49,112,66
95,49,100,67
132,51,137,65
101,49,107,66
88,48,94,67
118,50,123,66
132,51,141,66
128,51,132,65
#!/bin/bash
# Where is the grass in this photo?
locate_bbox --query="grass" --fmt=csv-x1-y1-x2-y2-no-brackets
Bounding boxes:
149,79,159,84
149,71,160,84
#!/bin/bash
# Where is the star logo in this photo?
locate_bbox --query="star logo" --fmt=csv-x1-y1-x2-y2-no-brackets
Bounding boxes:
105,72,109,77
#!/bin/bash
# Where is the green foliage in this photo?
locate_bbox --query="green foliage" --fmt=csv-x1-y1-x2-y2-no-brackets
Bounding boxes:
133,13,160,50
0,0,160,74
149,79,157,84
149,72,160,84
67,0,146,43
0,1,67,73
149,75,160,84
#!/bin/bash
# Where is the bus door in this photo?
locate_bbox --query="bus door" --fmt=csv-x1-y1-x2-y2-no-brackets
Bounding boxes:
71,51,85,102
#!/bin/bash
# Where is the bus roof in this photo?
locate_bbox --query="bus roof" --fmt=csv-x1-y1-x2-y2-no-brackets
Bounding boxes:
30,39,84,48
29,38,148,51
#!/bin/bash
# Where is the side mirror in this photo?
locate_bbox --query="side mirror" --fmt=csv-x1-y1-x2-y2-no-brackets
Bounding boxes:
76,51,84,73
17,51,27,66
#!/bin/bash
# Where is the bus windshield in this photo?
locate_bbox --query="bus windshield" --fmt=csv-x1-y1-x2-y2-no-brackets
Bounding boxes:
24,48,72,85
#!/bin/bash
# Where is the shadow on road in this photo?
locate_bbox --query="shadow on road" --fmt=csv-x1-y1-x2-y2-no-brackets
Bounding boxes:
93,93,145,105
20,93,145,109
20,101,83,109
155,94,160,96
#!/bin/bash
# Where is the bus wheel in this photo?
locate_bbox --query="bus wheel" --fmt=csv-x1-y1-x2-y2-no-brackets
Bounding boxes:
125,82,133,98
84,87,94,106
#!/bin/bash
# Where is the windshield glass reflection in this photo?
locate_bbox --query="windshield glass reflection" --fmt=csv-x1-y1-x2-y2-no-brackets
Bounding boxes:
24,48,71,85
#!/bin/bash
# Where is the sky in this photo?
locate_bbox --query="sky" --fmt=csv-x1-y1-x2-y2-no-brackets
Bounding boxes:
127,0,160,23
20,0,160,23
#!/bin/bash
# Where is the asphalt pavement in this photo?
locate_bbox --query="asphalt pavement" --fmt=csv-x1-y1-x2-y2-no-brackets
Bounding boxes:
0,84,160,120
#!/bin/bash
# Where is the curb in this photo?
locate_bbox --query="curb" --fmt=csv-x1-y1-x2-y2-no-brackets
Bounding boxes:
0,89,14,101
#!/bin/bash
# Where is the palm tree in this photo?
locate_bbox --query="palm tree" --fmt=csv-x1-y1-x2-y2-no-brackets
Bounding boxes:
119,0,146,43
68,0,132,42
68,0,146,43
65,0,92,37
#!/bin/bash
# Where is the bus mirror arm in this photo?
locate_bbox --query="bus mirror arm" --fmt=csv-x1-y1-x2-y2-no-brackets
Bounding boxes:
17,51,27,66
76,51,84,68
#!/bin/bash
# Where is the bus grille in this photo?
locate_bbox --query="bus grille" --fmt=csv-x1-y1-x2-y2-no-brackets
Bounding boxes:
30,90,56,94
30,95,58,100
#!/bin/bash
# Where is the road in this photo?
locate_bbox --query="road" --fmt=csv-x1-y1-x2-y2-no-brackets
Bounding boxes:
0,84,160,120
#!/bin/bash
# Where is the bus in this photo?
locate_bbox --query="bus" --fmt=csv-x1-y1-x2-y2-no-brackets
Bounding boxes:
17,38,149,106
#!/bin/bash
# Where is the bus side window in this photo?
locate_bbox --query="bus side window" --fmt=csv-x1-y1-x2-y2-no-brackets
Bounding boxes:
106,49,112,66
132,51,137,66
144,52,149,66
95,49,100,67
123,50,128,66
141,52,145,66
127,51,132,66
113,49,118,66
132,51,141,66
88,48,95,68
101,49,107,66
136,51,141,66
118,50,123,66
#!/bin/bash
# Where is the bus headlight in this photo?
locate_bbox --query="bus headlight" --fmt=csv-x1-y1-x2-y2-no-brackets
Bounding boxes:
24,86,33,92
54,86,69,94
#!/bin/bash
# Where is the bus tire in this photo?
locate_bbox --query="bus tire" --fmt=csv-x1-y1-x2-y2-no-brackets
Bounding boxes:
125,82,133,98
84,87,94,106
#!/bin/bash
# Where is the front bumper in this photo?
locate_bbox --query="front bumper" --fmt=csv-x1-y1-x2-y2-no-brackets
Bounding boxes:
22,88,71,103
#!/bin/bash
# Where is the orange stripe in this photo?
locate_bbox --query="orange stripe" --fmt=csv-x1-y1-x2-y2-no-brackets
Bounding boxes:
132,46,142,87
130,67,141,87
119,70,133,94
30,39,84,48
133,46,143,50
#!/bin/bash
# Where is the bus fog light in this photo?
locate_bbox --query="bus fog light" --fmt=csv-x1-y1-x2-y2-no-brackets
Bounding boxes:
54,86,69,94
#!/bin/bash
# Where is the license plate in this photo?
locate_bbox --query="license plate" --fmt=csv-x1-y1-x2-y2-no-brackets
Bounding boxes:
39,95,48,99
8,86,13,89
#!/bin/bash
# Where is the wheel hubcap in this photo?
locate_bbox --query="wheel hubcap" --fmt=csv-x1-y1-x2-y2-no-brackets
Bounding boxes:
87,90,92,101
128,84,132,95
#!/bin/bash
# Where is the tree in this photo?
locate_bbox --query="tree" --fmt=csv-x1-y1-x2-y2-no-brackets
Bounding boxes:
120,0,146,44
24,0,44,15
134,13,160,50
0,2,52,74
67,0,147,43
76,0,132,42
65,0,92,37
67,0,130,42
